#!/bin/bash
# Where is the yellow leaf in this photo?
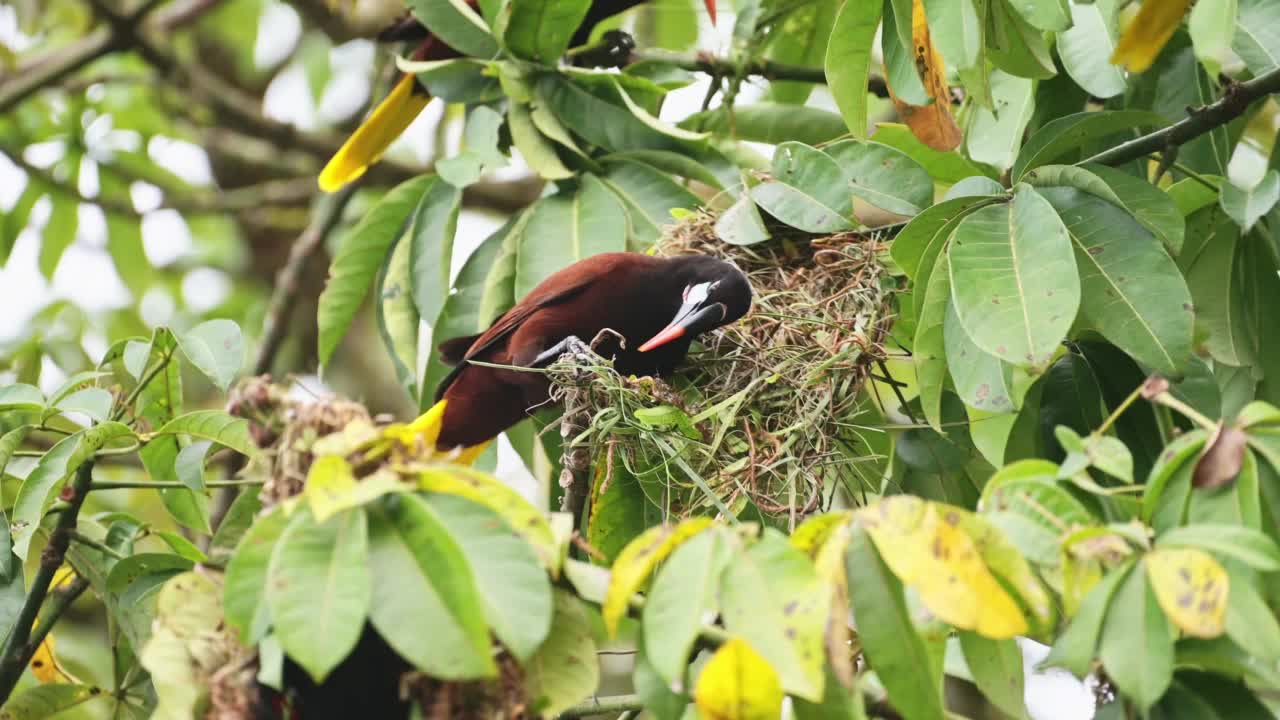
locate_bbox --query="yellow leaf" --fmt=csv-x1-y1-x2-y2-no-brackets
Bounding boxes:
1111,0,1194,73
884,0,962,151
694,638,784,720
813,521,856,688
1145,548,1228,638
858,497,1028,638
51,566,75,591
304,455,357,523
955,510,1054,633
417,465,559,573
29,632,76,684
790,511,853,557
602,518,714,636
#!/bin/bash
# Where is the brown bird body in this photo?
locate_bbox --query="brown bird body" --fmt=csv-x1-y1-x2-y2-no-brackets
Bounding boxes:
433,252,752,448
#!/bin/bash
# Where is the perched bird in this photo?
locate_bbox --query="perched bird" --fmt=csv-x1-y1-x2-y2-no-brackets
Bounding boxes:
319,0,718,192
408,252,752,458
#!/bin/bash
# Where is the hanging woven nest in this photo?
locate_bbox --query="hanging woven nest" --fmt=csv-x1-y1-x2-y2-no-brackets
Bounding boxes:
548,210,896,522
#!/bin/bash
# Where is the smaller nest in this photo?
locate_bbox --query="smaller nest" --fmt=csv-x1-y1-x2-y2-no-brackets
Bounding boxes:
549,211,895,521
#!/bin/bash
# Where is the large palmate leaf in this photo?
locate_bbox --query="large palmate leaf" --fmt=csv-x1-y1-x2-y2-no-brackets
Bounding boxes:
515,175,627,298
408,0,498,58
825,140,933,217
1056,1,1125,99
499,0,590,63
1012,111,1165,181
824,0,881,139
409,176,462,327
751,142,855,233
947,186,1079,368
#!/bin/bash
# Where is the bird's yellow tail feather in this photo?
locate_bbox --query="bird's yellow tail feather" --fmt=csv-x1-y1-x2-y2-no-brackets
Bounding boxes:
401,399,490,466
318,74,432,192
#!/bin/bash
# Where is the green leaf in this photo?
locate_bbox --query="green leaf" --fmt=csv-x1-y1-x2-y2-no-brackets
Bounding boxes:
0,509,25,650
846,526,946,720
152,410,255,457
176,319,243,391
874,123,999,184
412,58,503,103
1056,2,1125,99
1008,0,1069,30
714,193,771,246
1033,186,1192,376
375,232,420,402
0,384,44,412
409,176,462,327
421,217,511,406
0,684,106,719
539,74,684,154
407,0,498,58
1189,0,1238,71
681,103,848,147
1184,208,1253,367
602,150,728,193
1224,572,1280,663
1011,111,1166,182
366,495,494,678
986,0,1056,79
947,186,1079,368
174,440,212,493
0,426,31,479
500,0,589,62
1156,673,1273,720
105,553,195,652
524,590,599,716
825,140,934,217
891,196,1000,283
11,422,134,560
763,0,838,103
508,102,572,180
958,632,1028,719
1082,163,1186,254
105,214,149,296
515,176,627,298
720,531,828,701
881,2,930,106
423,494,553,662
915,256,951,429
599,160,700,250
318,175,435,368
267,508,371,682
945,300,1016,412
1158,524,1280,571
824,0,881,139
1,179,43,267
1043,561,1133,676
1232,0,1280,75
1099,565,1174,709
52,387,111,422
965,71,1035,171
1219,170,1279,233
418,465,560,571
643,528,730,688
751,142,855,233
438,105,507,188
223,505,288,645
923,0,981,70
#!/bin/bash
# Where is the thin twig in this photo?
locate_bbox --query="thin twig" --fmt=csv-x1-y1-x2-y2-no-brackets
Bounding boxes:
0,463,96,701
629,49,890,98
92,479,265,490
68,530,128,561
1083,67,1280,167
557,694,642,718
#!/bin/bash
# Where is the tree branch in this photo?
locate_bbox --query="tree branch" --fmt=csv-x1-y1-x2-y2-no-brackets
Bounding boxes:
558,694,642,718
628,50,890,98
0,462,97,702
1084,67,1280,167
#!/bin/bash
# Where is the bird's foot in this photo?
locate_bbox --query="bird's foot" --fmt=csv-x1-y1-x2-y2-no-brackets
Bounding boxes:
531,335,594,368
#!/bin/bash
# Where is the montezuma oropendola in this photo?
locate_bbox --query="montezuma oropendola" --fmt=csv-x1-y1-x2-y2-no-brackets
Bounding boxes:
406,252,751,458
318,0,718,192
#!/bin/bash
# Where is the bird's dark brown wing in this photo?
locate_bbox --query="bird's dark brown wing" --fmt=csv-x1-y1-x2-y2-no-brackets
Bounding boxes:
431,274,597,401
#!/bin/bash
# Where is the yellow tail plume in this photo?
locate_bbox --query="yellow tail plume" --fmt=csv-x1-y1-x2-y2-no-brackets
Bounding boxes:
319,74,432,192
399,399,490,466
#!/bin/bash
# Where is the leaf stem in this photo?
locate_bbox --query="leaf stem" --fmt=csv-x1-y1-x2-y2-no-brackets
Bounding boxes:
1096,383,1144,436
68,530,128,561
90,478,265,490
558,694,642,718
110,346,175,422
627,50,890,98
1152,392,1217,431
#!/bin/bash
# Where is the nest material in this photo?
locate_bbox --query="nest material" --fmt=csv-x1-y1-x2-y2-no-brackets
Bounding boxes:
550,211,894,521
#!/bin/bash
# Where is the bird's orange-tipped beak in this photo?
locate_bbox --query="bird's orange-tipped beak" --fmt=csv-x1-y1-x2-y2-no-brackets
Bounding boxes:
318,73,431,192
638,324,686,352
704,0,716,25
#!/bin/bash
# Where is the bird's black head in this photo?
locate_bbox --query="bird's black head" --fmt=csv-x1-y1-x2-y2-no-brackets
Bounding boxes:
639,255,752,352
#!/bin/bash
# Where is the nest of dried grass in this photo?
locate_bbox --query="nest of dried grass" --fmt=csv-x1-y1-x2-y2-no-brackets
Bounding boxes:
548,210,895,523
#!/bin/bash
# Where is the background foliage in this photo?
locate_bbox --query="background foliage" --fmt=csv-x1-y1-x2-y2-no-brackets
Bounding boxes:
4,0,1280,718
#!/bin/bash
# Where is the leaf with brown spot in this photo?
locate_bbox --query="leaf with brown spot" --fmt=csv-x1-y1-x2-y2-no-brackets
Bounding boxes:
884,0,961,151
1145,548,1228,638
1193,421,1249,488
